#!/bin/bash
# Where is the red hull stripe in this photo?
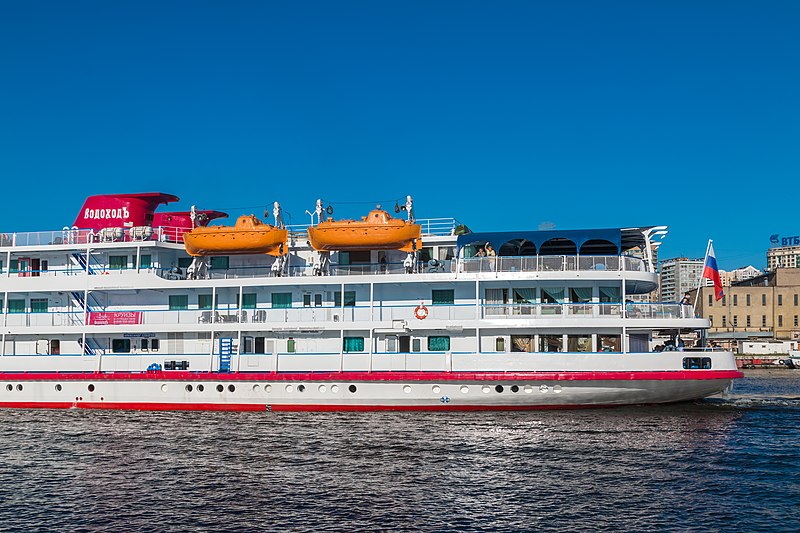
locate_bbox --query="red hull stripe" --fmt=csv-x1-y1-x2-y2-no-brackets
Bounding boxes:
0,370,743,382
0,401,623,412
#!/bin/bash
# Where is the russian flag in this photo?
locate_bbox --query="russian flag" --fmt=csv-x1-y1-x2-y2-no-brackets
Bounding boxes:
703,242,724,301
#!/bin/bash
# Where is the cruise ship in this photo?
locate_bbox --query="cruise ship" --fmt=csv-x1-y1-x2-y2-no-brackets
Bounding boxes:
0,192,742,410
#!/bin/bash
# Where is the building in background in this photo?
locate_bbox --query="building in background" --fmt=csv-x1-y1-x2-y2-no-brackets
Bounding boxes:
624,243,660,302
691,268,800,349
720,265,762,287
767,233,800,270
659,257,703,302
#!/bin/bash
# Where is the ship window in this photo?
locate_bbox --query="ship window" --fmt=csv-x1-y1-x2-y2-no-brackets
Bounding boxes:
539,335,562,352
31,298,48,313
255,337,265,354
198,294,214,310
10,259,18,273
682,357,712,370
50,339,60,355
570,288,592,303
343,337,364,352
303,294,311,307
241,293,257,309
109,255,127,270
178,257,193,269
568,335,592,352
495,337,505,351
598,335,620,352
334,291,356,307
0,260,3,273
599,287,620,303
427,336,450,351
511,335,533,352
418,248,432,263
387,336,398,352
139,255,152,269
111,339,131,353
271,293,292,309
541,287,564,304
169,295,189,310
211,256,229,270
432,289,454,305
412,339,421,352
7,299,25,313
314,294,322,307
242,336,255,354
287,338,296,352
140,339,149,350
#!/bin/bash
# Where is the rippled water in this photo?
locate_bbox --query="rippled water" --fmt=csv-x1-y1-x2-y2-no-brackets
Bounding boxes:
0,371,798,532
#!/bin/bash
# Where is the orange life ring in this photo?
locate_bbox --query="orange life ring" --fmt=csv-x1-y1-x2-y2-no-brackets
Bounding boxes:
414,305,428,320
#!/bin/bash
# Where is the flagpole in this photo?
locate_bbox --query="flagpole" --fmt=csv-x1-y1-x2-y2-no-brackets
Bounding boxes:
693,239,712,311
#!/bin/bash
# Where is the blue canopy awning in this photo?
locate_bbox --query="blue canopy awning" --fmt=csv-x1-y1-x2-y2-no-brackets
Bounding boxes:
456,228,625,255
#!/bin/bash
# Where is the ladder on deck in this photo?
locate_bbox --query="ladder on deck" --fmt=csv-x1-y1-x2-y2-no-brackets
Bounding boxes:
219,338,233,372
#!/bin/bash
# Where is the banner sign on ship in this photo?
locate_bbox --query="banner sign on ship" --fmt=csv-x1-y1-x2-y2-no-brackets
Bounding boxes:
89,311,143,325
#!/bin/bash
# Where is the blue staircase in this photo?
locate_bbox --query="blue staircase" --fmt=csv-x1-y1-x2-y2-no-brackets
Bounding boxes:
72,252,96,275
219,338,233,372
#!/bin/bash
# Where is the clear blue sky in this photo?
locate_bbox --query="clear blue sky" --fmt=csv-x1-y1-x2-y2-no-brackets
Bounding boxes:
1,1,797,270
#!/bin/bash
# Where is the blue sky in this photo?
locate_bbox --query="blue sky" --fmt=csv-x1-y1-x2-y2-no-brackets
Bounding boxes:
1,1,797,269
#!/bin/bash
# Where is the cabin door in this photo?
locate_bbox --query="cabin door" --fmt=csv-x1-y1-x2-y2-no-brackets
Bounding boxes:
399,336,411,353
17,257,30,277
31,258,41,277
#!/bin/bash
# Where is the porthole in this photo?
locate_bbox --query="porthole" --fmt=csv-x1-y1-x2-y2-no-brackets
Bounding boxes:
197,384,205,392
228,384,235,393
186,384,193,393
482,386,490,394
510,385,519,393
216,384,224,392
403,385,412,394
540,385,549,393
87,384,95,392
331,385,340,393
297,384,306,393
318,385,327,393
285,385,294,393
460,386,469,394
348,384,357,393
554,385,563,394
55,384,62,392
495,385,504,393
160,384,168,393
524,386,533,394
252,384,261,393
16,384,23,392
5,384,11,392
265,384,272,393
432,385,441,394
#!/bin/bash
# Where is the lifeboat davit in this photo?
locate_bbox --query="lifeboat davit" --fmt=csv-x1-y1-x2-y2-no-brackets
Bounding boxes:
183,215,288,257
308,208,421,252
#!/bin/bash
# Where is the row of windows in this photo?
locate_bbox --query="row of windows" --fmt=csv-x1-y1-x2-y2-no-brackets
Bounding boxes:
111,338,160,353
710,293,800,307
710,315,799,328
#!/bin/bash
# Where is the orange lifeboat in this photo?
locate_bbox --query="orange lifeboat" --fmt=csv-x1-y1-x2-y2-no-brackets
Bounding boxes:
183,215,288,257
307,208,421,252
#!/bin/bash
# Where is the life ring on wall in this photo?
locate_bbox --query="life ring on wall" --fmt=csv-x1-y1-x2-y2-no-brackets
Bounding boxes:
414,305,428,320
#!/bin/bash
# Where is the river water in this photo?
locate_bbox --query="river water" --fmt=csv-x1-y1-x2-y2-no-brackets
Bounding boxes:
0,371,798,532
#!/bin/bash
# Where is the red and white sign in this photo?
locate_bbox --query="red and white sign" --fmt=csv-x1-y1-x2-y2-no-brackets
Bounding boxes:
89,311,143,325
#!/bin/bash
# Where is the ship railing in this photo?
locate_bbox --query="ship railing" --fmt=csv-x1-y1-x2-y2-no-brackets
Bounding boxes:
0,226,192,248
0,302,697,327
459,255,645,274
285,217,459,237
